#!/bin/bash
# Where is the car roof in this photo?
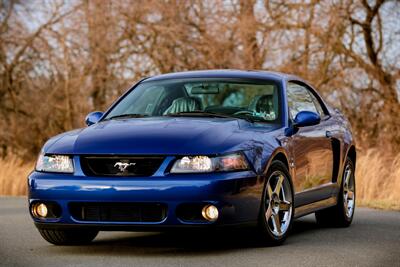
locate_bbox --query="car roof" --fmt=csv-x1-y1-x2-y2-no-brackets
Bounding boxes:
144,69,305,83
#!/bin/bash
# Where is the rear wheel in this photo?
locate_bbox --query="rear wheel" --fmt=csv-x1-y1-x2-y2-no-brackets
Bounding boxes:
258,160,294,246
38,228,98,245
315,157,355,227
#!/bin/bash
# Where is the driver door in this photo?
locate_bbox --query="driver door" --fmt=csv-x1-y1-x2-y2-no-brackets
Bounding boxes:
287,82,334,199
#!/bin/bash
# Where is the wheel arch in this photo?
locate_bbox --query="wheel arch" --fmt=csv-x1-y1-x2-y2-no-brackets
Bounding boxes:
336,144,356,189
346,145,356,170
261,148,293,191
263,148,290,175
272,152,289,170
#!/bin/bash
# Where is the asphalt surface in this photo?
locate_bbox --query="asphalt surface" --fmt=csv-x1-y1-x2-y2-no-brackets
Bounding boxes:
1,197,399,267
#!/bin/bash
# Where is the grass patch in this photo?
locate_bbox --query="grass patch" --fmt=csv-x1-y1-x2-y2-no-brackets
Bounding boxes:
357,199,400,211
0,155,33,196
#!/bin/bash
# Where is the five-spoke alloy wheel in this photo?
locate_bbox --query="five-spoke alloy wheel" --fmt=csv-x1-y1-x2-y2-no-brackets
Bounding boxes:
259,160,294,245
343,164,355,219
265,171,293,237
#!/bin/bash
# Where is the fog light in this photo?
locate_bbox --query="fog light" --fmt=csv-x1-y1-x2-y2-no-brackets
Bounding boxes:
202,204,219,221
33,203,48,218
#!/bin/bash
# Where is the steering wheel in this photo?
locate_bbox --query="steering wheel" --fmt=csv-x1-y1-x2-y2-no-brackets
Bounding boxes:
233,110,254,116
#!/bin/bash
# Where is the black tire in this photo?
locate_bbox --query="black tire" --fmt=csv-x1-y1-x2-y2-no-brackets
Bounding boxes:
315,157,355,227
38,228,98,245
258,160,294,246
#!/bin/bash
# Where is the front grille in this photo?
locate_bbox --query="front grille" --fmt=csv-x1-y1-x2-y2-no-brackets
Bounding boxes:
80,156,164,177
69,202,167,222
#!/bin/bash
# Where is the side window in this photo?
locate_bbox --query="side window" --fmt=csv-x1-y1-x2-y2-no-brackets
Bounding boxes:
287,83,320,120
308,91,325,118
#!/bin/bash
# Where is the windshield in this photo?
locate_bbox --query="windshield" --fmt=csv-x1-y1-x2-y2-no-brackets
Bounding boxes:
104,78,282,123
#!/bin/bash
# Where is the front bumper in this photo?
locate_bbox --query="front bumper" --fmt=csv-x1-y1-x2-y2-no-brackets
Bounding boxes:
28,168,263,230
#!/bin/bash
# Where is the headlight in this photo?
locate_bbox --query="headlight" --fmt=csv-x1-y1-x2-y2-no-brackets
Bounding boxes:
170,153,249,173
35,153,74,173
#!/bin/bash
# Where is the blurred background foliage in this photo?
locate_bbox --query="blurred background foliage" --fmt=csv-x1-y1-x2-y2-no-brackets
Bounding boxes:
0,0,399,159
0,0,400,208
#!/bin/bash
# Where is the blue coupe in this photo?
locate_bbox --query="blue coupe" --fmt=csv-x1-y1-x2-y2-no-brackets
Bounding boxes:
28,70,356,245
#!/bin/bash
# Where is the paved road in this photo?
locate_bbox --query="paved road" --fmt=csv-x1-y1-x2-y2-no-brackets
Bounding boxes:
1,197,399,267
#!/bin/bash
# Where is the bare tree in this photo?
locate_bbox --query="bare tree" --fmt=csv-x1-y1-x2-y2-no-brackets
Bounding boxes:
0,0,399,159
340,0,400,148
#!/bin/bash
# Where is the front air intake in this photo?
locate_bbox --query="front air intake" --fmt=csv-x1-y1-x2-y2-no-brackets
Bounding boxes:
80,156,164,177
69,202,167,223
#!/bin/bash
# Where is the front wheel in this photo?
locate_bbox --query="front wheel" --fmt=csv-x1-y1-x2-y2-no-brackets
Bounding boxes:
258,160,294,246
315,157,355,227
38,228,98,245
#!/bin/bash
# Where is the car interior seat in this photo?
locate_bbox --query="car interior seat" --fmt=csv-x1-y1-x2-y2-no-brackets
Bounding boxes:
163,97,202,115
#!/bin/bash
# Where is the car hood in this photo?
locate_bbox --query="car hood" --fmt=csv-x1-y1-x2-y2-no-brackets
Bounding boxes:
44,117,272,155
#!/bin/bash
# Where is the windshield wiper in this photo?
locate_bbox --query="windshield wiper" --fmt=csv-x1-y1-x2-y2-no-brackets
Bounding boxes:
106,111,263,123
104,114,149,121
164,111,255,123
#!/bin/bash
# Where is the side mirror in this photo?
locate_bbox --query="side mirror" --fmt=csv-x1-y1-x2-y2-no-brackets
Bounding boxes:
293,111,320,128
85,111,104,126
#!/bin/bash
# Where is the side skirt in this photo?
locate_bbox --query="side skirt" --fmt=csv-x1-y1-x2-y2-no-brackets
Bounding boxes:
294,196,337,219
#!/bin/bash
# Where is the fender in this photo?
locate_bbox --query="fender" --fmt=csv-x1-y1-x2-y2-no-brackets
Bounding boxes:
260,147,292,193
262,147,290,175
256,147,294,218
337,144,356,187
